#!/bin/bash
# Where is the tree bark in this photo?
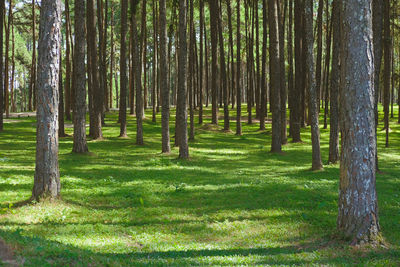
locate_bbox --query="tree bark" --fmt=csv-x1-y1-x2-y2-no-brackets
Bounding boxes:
236,0,242,135
73,0,89,153
176,0,189,158
269,0,282,153
65,0,72,121
304,0,323,170
0,0,3,131
160,0,170,153
28,0,36,111
33,0,62,200
119,0,128,137
210,0,219,125
383,0,390,148
260,0,268,131
4,0,12,118
337,0,380,244
58,47,66,138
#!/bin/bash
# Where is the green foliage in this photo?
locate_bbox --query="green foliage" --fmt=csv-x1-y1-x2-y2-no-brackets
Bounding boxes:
0,106,399,265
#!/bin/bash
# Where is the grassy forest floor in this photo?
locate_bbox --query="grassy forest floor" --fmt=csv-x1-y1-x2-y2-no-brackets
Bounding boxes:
0,106,399,266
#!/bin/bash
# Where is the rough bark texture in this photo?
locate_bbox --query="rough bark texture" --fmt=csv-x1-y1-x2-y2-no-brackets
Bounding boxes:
73,0,89,153
160,0,170,153
119,0,128,137
304,0,323,170
33,0,62,200
338,0,380,244
329,0,340,164
236,0,242,136
268,0,282,153
176,0,189,158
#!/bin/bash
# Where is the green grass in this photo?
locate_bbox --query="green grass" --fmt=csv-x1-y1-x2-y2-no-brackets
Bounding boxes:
0,106,399,266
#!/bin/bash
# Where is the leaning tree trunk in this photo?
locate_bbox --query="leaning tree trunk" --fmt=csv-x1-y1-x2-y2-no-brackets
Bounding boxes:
73,0,89,153
33,0,62,200
160,0,170,153
337,0,380,244
119,0,128,137
304,0,323,170
176,0,189,158
269,0,282,153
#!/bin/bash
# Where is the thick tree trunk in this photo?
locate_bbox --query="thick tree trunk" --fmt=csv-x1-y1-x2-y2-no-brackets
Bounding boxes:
119,0,128,137
304,0,323,170
269,0,282,153
236,0,242,136
328,0,340,164
73,0,89,153
176,0,189,158
337,0,380,244
33,0,62,200
160,0,170,153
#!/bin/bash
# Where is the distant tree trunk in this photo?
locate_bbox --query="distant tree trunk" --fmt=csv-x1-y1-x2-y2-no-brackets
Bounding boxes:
73,0,89,153
323,0,332,130
217,0,229,131
227,0,235,111
176,0,189,158
199,0,204,124
315,0,323,111
87,0,103,139
204,19,210,108
132,0,144,145
269,0,282,153
152,0,157,123
109,7,114,109
383,0,390,147
255,0,261,119
10,18,15,113
119,0,128,137
373,0,383,170
337,0,380,243
236,0,242,135
4,0,11,118
188,0,195,141
58,47,66,138
160,0,170,153
65,0,72,121
292,0,302,142
33,0,62,200
129,10,135,115
287,0,294,136
260,0,268,131
279,0,287,144
304,0,323,170
97,0,106,124
210,0,219,125
28,0,36,111
104,0,109,112
141,0,148,111
328,0,340,164
0,0,4,131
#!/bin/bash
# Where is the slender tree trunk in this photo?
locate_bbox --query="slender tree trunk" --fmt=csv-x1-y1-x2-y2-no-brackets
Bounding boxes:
129,11,135,115
10,18,15,113
236,0,242,135
288,0,294,136
292,0,302,142
132,0,144,145
328,0,340,164
73,0,89,153
152,0,157,122
255,0,260,119
28,0,36,111
65,0,72,121
119,0,128,137
227,0,235,111
0,0,3,131
189,0,195,140
323,1,332,130
305,0,323,170
316,0,323,111
260,0,268,131
269,0,282,153
210,0,219,125
33,0,62,200
199,0,204,124
87,0,103,139
59,47,66,138
110,7,114,109
4,0,12,118
176,0,189,158
204,19,210,108
338,0,380,243
97,0,106,124
279,0,287,144
141,0,147,111
383,0,390,147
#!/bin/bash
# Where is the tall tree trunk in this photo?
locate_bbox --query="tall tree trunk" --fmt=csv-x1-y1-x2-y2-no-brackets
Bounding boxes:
131,0,144,144
288,0,294,136
104,0,109,112
218,0,229,131
141,0,148,111
129,10,135,115
292,0,302,142
279,0,287,144
119,0,128,137
65,0,72,121
97,0,106,124
189,0,195,141
315,0,323,111
260,0,268,131
204,18,210,108
199,0,204,124
337,0,380,243
269,0,282,153
110,7,114,109
255,0,261,119
73,0,89,153
152,0,157,123
328,0,340,164
10,17,15,113
323,0,332,130
28,0,36,111
87,0,103,139
227,0,235,111
236,0,242,135
383,0,390,148
33,0,62,200
176,0,189,158
373,0,383,170
210,0,219,125
0,0,4,131
304,0,323,170
160,0,170,152
4,0,12,118
58,47,66,137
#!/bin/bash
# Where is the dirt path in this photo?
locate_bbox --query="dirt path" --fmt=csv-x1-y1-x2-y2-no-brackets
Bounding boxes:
0,238,18,266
